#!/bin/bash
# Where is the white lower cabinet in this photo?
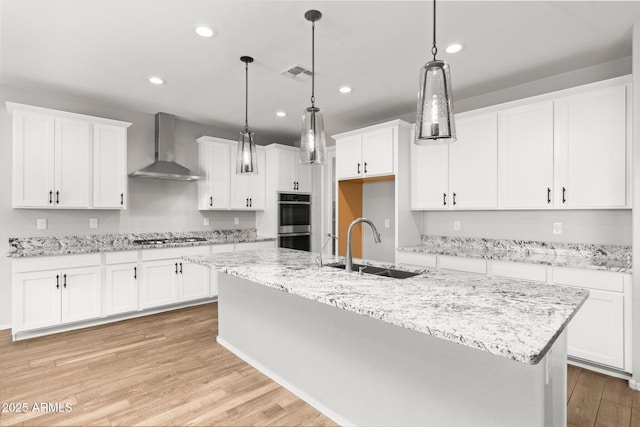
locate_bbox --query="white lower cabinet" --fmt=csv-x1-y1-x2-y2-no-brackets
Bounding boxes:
139,246,209,310
12,254,102,333
105,262,138,316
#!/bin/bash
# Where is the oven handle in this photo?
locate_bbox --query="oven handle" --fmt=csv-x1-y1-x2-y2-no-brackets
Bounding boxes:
278,233,312,237
277,201,311,205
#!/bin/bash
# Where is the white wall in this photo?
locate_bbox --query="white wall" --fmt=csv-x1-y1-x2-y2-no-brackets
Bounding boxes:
0,84,258,327
362,180,395,263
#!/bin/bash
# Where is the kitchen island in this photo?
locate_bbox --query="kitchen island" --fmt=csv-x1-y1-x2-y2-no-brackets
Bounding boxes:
185,248,588,426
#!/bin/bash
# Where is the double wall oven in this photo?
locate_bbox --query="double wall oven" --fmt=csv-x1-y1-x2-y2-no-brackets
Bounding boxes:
278,193,311,251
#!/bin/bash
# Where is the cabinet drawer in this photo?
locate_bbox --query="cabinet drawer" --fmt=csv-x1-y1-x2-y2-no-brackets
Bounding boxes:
553,267,624,292
13,253,101,273
492,261,547,283
439,256,486,274
105,251,138,264
141,245,210,261
396,251,437,268
235,241,275,251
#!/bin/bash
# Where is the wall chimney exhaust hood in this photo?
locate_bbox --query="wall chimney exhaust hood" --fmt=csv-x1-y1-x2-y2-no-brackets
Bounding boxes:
129,112,201,181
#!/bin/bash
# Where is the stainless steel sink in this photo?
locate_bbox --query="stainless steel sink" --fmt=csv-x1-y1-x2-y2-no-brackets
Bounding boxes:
326,262,421,279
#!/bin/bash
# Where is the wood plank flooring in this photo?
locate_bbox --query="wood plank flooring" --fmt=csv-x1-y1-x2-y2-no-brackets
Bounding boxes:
1,302,639,426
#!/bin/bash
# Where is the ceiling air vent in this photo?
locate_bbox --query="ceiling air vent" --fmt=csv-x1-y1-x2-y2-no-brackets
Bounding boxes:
281,64,313,81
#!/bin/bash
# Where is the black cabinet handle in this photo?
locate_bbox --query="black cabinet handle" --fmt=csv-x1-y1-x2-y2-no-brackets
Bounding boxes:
364,162,368,174
133,266,137,279
56,190,60,204
246,198,249,207
63,274,67,288
357,163,361,174
179,262,183,274
209,196,213,207
562,187,566,204
120,193,124,205
453,192,457,206
547,188,551,204
56,274,59,289
49,191,53,204
443,193,447,206
175,263,178,274
296,182,299,190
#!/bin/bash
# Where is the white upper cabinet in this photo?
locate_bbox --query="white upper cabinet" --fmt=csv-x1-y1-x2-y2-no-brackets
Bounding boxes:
411,143,449,209
410,76,631,211
230,147,266,210
93,123,128,209
335,120,407,181
498,101,554,208
449,112,498,208
555,84,627,208
8,103,131,209
197,137,231,210
273,147,311,193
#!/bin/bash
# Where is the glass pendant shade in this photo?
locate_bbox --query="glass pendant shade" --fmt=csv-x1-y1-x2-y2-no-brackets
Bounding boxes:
416,60,456,145
236,129,257,174
300,106,326,165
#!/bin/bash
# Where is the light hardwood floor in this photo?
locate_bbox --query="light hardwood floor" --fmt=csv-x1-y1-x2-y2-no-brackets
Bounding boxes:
1,302,639,426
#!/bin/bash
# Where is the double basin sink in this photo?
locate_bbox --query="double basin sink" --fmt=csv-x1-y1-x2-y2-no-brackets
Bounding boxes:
326,262,421,279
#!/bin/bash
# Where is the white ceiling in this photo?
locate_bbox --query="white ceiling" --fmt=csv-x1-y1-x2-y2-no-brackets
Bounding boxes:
2,0,640,144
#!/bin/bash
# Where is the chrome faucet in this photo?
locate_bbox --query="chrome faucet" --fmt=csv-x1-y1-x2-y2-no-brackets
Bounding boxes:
346,218,382,273
316,233,338,267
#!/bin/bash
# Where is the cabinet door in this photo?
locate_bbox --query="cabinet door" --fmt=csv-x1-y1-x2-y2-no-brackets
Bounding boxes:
336,135,362,180
276,149,296,192
180,261,210,302
93,123,127,208
210,143,232,209
248,149,266,209
54,117,91,208
556,85,627,207
140,259,180,309
411,143,449,209
12,110,55,207
362,127,394,177
13,270,61,331
499,102,554,208
294,159,311,193
61,266,102,323
230,163,251,210
567,289,624,370
105,263,138,316
449,113,498,208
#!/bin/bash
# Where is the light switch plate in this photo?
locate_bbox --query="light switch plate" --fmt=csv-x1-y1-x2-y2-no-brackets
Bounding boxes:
203,218,210,226
453,220,461,231
384,219,390,228
234,217,240,225
89,218,98,229
552,222,563,235
37,218,47,230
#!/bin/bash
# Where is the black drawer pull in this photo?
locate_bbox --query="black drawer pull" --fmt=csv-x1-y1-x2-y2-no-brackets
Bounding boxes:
120,193,124,205
63,274,67,288
547,188,551,204
179,262,183,274
562,187,566,204
209,196,213,207
364,162,368,174
56,274,59,289
56,190,60,204
175,263,178,274
249,198,252,207
453,192,457,206
49,191,53,204
357,163,361,174
133,266,137,279
443,193,447,206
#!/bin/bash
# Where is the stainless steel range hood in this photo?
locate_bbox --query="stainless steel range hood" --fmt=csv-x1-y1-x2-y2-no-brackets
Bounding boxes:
129,112,201,181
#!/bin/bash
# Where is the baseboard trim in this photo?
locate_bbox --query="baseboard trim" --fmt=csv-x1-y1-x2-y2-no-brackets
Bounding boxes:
0,323,12,331
217,336,351,427
568,357,632,381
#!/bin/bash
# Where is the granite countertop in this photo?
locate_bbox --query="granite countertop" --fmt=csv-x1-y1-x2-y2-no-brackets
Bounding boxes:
397,236,632,273
185,248,588,365
7,229,274,258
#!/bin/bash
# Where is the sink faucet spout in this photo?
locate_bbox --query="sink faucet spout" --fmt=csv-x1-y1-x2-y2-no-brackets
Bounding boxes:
346,217,382,273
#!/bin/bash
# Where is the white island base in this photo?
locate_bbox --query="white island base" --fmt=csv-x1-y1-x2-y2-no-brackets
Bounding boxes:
216,273,567,427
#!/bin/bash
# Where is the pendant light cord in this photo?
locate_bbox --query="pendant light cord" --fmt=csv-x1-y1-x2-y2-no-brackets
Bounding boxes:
311,19,315,107
244,60,249,131
431,0,438,60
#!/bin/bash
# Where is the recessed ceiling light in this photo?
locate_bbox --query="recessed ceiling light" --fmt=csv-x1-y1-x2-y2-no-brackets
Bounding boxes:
276,111,287,117
445,43,464,54
195,26,215,38
339,86,352,94
148,76,165,85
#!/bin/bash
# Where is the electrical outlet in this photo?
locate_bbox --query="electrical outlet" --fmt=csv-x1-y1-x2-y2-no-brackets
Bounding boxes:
89,218,98,229
553,222,563,235
203,218,210,226
37,218,47,230
453,220,461,231
384,219,390,228
234,217,239,225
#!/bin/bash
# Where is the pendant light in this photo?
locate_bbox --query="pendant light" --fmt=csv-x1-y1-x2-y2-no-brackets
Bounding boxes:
236,55,258,174
415,0,456,145
300,9,326,165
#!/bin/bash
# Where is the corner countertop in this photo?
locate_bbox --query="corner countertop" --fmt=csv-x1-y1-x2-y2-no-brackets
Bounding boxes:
397,236,631,273
7,229,274,258
185,248,588,365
